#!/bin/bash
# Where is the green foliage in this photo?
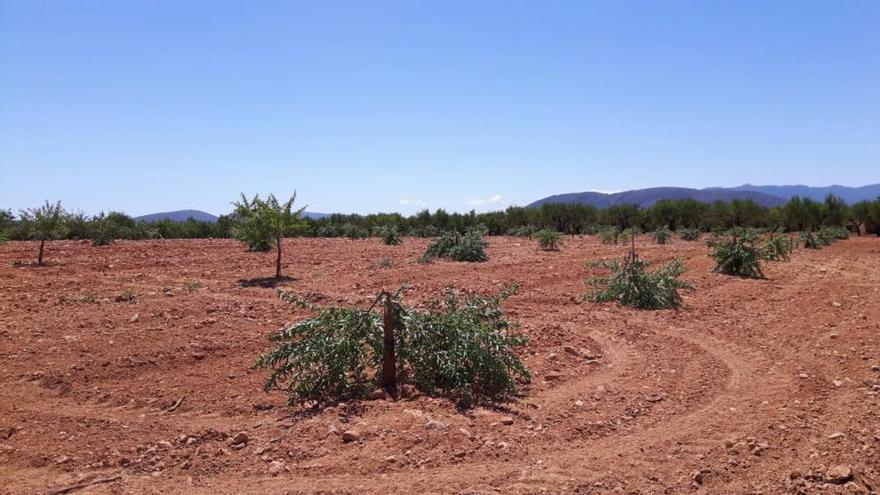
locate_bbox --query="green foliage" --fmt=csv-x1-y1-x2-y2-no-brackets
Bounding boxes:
423,229,488,262
534,229,562,251
19,201,67,242
763,234,794,261
506,225,536,238
652,226,671,244
256,287,530,407
19,201,67,264
679,228,701,241
379,226,402,245
618,227,640,243
819,226,849,243
233,192,306,278
710,230,765,278
587,257,691,309
801,231,822,249
598,227,619,245
397,286,530,407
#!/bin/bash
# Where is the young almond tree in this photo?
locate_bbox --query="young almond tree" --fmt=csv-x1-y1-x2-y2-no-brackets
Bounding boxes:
19,201,67,265
233,193,305,278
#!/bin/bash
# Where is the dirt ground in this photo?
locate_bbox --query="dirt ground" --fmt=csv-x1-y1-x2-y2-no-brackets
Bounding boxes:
1,236,878,494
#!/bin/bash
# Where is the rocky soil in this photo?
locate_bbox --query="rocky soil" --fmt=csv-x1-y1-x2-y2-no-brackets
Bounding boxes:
0,236,878,494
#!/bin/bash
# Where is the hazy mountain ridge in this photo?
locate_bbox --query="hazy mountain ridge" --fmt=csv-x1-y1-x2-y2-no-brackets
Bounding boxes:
529,184,880,209
133,210,329,222
528,187,786,208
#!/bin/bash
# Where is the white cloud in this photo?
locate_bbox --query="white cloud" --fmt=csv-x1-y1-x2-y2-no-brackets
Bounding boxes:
465,194,504,207
399,198,426,206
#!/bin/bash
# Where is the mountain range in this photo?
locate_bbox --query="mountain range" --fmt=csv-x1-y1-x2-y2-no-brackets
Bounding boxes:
527,184,880,209
133,210,329,223
131,184,880,222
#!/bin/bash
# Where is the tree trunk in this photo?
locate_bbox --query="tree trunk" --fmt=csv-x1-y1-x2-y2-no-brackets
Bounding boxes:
38,239,45,265
275,237,282,278
381,294,397,393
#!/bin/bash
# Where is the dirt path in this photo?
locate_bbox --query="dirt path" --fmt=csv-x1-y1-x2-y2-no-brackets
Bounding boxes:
1,236,878,494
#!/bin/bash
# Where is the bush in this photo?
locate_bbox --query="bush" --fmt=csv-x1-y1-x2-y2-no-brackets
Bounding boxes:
256,287,530,407
679,228,701,241
587,257,691,309
711,230,764,278
652,226,671,245
801,231,822,249
763,234,794,261
535,229,562,251
598,227,619,245
423,229,488,262
618,227,640,244
506,226,536,238
379,226,402,245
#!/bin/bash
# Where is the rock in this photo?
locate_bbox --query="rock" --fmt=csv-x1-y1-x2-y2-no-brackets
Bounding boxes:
500,417,514,426
157,440,173,449
563,345,579,356
692,468,712,485
824,465,853,484
832,302,842,308
828,432,845,440
268,460,285,476
544,372,564,381
370,388,387,400
341,430,360,443
229,431,249,446
832,379,844,388
458,428,474,438
425,419,448,430
129,314,140,323
497,441,510,449
799,372,809,379
574,400,585,408
646,394,664,402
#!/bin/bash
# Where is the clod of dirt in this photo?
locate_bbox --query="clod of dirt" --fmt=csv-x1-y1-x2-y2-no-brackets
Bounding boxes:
425,419,448,430
228,432,249,447
824,465,854,484
341,430,360,443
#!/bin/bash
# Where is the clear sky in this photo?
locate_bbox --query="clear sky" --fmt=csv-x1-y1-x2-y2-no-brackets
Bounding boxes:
1,1,878,216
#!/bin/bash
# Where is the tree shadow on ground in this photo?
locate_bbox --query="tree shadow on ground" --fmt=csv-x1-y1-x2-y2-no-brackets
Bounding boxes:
237,275,296,288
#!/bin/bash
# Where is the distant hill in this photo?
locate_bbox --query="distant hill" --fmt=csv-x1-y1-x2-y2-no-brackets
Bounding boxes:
528,187,787,209
708,184,880,204
134,209,330,222
134,210,218,223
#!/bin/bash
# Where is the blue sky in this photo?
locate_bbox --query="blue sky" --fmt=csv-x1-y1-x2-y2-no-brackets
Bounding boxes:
1,1,878,216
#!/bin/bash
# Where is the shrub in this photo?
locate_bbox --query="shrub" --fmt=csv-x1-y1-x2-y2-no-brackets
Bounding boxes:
587,256,691,309
711,230,764,278
598,227,619,245
652,226,671,245
679,228,701,241
801,231,822,249
18,201,67,265
233,193,306,278
535,229,562,251
256,287,529,407
341,223,369,239
618,227,640,244
506,226,536,238
423,229,488,262
379,226,402,245
763,234,794,261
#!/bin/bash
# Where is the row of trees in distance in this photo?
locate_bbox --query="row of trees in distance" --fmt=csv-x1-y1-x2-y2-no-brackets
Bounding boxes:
2,195,879,246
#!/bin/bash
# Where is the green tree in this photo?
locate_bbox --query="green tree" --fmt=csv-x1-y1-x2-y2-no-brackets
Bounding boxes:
233,193,306,278
19,201,67,264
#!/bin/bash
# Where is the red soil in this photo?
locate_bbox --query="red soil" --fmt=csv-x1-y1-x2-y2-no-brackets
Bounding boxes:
1,236,878,494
